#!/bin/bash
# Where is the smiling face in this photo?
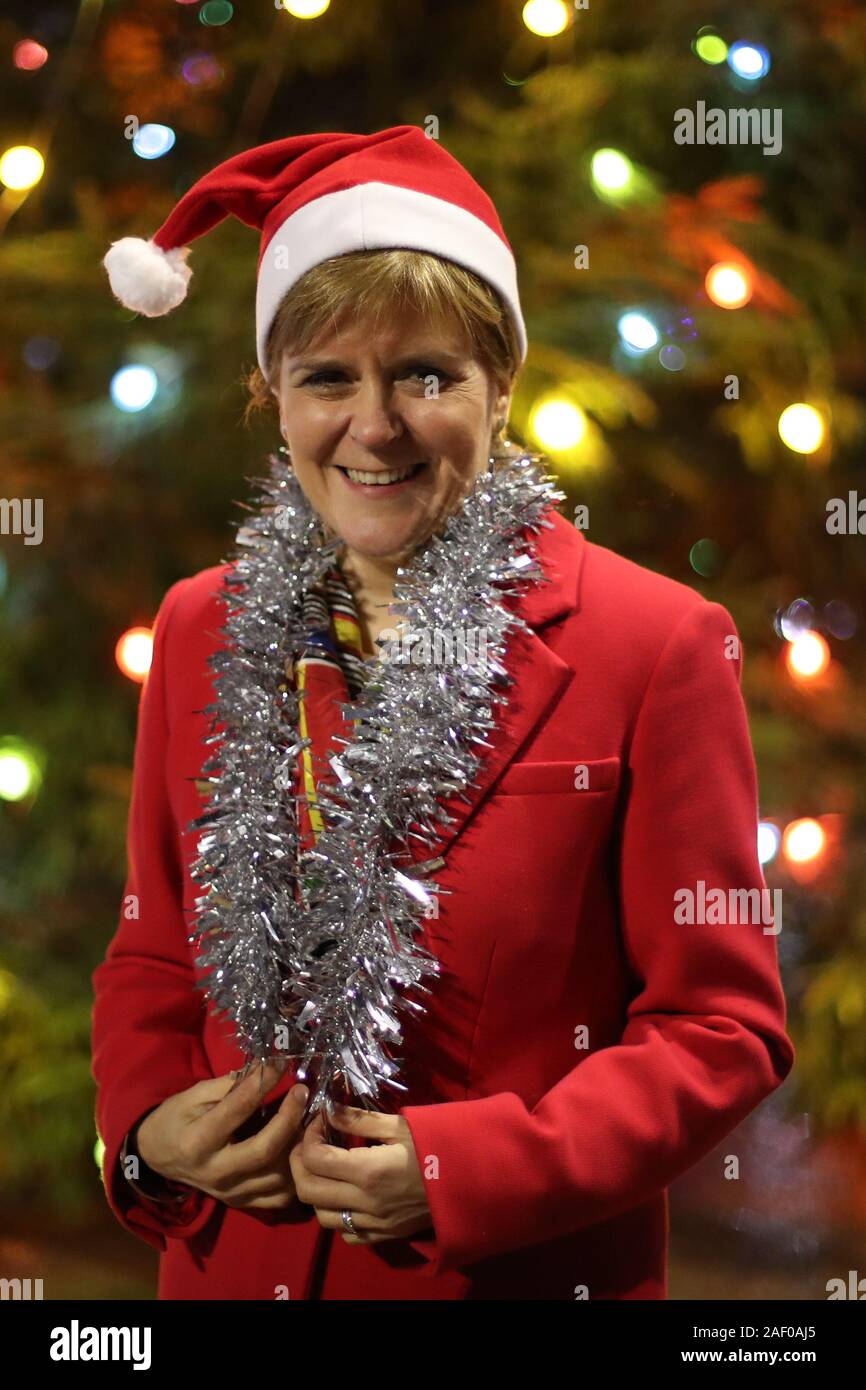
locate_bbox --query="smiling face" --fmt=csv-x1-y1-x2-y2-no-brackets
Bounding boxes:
271,303,513,565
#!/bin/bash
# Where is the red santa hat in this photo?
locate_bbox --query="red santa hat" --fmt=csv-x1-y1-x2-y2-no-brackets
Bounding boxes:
102,124,527,375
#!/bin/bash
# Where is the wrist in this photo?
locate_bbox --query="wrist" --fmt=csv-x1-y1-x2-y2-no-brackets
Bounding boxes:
120,1112,191,1206
134,1109,160,1172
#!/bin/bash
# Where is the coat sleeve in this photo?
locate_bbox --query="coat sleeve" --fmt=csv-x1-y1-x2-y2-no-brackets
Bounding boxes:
91,578,219,1252
400,599,795,1275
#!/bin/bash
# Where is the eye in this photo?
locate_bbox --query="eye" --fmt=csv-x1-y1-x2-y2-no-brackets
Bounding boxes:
402,364,452,388
299,364,452,388
302,371,346,387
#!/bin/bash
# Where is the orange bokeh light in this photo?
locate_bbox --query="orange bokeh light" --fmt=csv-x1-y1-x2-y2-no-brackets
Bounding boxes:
116,626,153,682
785,630,830,681
782,817,826,865
705,261,753,309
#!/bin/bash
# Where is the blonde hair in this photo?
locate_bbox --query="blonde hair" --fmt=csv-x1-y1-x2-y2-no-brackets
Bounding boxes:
242,248,521,429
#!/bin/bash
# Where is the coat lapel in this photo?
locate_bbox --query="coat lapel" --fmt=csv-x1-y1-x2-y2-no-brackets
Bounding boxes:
397,508,585,873
193,508,587,872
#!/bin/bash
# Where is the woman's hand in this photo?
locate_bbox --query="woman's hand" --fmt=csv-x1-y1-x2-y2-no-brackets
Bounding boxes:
289,1103,434,1243
136,1060,308,1212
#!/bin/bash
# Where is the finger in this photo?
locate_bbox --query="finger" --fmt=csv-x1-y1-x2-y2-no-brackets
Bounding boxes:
190,1059,291,1110
194,1059,294,1150
289,1119,362,1199
327,1104,401,1143
298,1113,374,1183
213,1086,309,1181
294,1170,369,1213
217,1170,297,1203
314,1206,392,1235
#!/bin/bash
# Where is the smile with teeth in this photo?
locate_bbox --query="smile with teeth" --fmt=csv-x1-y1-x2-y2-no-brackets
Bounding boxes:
341,462,426,485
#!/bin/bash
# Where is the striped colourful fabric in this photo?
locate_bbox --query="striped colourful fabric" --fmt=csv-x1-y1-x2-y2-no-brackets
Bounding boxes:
290,567,373,894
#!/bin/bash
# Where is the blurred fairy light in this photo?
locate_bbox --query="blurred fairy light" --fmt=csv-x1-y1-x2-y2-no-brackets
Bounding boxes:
529,398,587,452
693,29,727,65
618,311,659,352
111,365,159,412
116,627,153,682
782,818,826,866
689,539,723,577
659,345,686,371
199,0,234,23
0,738,42,802
778,403,826,455
132,123,176,160
181,52,223,86
728,41,770,79
786,631,830,680
758,822,781,865
705,261,753,309
23,336,61,370
591,148,634,195
522,0,570,37
0,145,44,190
281,0,331,15
13,40,49,70
822,600,857,640
776,597,814,640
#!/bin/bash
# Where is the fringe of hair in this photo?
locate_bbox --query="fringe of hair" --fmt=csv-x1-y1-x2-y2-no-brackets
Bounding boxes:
241,248,521,427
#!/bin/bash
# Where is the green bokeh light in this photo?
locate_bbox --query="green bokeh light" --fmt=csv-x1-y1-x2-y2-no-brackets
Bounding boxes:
199,1,234,27
689,538,724,577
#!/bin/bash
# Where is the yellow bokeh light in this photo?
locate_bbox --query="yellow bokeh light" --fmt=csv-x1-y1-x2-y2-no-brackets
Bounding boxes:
281,0,330,17
695,34,728,64
116,627,153,682
0,743,41,801
782,818,826,865
591,148,634,194
778,403,826,454
522,0,570,38
0,145,45,191
785,631,830,680
529,398,588,452
705,261,752,309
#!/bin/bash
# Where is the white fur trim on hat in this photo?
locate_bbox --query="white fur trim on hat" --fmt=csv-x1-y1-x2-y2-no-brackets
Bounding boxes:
102,237,192,317
255,182,526,376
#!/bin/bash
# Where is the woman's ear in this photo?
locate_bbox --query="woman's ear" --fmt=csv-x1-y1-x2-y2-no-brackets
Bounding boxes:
493,382,514,435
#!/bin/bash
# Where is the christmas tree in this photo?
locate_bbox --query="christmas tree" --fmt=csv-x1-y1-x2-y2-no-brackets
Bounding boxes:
1,0,864,1280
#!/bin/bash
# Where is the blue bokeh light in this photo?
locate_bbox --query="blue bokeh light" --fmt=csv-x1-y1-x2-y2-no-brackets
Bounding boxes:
728,42,770,80
110,364,159,412
132,123,176,160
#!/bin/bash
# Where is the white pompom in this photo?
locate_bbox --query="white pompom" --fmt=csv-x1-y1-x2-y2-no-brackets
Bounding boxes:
102,237,192,316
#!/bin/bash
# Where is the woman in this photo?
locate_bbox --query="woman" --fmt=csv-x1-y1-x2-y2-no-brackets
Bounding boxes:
93,126,794,1300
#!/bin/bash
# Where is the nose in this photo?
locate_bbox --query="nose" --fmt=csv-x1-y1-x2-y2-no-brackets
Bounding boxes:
348,377,405,450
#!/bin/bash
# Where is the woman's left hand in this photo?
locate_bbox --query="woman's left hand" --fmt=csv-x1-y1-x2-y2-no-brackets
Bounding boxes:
289,1103,433,1243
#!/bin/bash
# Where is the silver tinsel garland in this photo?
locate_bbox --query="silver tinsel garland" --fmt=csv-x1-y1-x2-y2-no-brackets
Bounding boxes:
186,447,564,1128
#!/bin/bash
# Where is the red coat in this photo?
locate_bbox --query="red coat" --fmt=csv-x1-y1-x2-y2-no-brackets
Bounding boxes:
91,507,794,1299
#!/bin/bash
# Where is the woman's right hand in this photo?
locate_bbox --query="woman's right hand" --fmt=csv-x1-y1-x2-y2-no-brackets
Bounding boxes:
135,1060,309,1212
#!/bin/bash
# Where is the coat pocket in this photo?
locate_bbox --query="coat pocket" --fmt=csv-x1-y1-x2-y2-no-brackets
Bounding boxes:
496,755,621,796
